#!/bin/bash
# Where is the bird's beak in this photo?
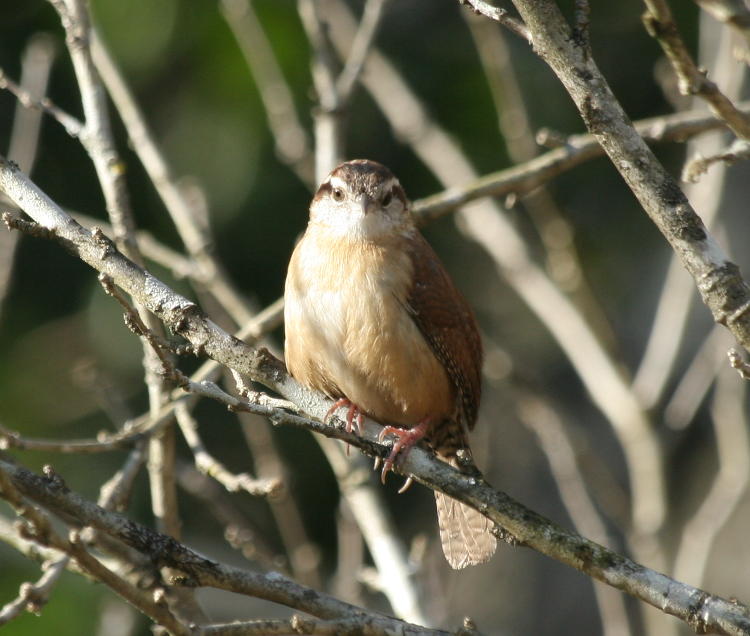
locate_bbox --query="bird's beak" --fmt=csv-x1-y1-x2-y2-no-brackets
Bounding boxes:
358,193,377,216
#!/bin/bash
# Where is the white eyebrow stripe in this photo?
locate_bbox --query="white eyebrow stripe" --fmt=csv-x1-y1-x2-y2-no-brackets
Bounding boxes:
329,176,348,191
383,177,399,192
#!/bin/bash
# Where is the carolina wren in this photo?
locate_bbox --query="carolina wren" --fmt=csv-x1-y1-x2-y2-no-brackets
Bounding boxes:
284,159,496,568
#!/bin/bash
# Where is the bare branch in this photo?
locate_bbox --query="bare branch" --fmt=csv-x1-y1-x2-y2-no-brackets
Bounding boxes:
682,138,750,182
0,35,57,321
643,0,750,140
48,0,137,256
0,65,83,140
673,365,750,585
0,464,190,634
0,459,445,635
335,0,389,101
199,615,410,635
0,556,69,626
517,392,631,636
220,0,314,186
458,0,530,40
175,402,282,497
664,326,730,429
507,0,750,377
413,102,750,224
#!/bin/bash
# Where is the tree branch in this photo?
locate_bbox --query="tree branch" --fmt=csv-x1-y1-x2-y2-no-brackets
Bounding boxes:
507,0,750,360
458,0,530,40
643,0,750,140
0,459,446,636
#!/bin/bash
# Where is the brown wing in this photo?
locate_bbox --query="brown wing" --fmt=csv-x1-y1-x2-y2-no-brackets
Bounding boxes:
404,232,482,430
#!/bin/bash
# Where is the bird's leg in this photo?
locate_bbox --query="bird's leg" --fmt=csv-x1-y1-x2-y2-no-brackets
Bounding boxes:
325,398,365,455
378,419,430,487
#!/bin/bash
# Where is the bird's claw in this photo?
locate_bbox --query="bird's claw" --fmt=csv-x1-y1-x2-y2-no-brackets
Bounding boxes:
397,476,414,494
373,454,411,491
377,421,429,489
325,399,365,455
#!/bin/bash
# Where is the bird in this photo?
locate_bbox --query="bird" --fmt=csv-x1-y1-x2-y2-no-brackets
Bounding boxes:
283,159,496,569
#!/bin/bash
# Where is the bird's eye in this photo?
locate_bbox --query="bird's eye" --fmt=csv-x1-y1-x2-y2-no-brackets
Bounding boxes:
332,188,345,202
382,191,393,206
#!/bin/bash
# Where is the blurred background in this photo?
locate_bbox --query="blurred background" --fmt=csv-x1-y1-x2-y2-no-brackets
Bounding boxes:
1,1,750,634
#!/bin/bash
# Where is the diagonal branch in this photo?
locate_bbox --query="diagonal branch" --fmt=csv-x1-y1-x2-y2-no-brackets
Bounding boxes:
507,0,750,359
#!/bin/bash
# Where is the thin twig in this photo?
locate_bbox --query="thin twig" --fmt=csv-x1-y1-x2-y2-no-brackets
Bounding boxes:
664,326,731,429
97,442,148,512
98,273,188,371
673,365,750,585
643,0,750,140
0,65,83,139
220,0,314,186
0,420,144,453
175,402,282,497
298,0,344,179
0,35,57,321
413,102,750,224
0,556,69,626
682,138,750,181
458,0,530,40
335,0,389,101
73,212,200,281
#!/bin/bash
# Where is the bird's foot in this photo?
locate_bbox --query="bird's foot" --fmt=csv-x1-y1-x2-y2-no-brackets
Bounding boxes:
378,420,430,488
325,398,365,455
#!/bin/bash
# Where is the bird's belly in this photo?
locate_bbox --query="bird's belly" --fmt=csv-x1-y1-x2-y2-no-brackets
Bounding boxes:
285,247,454,426
337,296,454,425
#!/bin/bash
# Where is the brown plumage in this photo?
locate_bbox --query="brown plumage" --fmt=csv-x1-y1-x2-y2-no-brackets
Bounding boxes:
284,159,496,568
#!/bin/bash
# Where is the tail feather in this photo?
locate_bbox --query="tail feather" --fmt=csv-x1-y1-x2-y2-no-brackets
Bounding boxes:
434,490,496,569
429,423,496,568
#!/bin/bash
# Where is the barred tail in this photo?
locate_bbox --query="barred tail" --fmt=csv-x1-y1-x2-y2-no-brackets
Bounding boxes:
434,489,496,569
429,421,496,568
